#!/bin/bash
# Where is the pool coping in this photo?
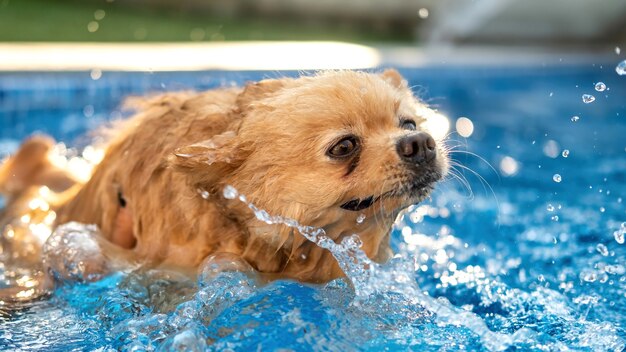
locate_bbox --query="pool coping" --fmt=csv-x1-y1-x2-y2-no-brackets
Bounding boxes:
0,42,621,72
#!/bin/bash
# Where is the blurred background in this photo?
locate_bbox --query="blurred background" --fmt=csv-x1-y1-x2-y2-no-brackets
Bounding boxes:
1,0,625,46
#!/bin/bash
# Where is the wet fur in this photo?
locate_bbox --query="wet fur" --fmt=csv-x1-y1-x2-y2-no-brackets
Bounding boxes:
0,70,448,283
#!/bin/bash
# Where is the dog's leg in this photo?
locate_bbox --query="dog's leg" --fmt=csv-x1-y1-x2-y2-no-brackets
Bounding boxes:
0,136,78,196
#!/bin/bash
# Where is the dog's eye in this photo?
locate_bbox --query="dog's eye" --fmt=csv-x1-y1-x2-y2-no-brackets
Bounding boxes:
328,136,358,158
401,119,417,130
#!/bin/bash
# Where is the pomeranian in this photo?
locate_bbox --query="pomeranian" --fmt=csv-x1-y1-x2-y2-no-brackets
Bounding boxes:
0,69,448,284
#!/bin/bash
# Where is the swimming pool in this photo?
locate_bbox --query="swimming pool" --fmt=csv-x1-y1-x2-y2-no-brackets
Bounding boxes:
1,61,625,351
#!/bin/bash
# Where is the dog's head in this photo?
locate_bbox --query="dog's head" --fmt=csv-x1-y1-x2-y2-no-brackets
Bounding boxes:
173,70,449,281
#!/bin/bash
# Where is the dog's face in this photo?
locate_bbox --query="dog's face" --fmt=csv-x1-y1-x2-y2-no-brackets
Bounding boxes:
173,70,448,278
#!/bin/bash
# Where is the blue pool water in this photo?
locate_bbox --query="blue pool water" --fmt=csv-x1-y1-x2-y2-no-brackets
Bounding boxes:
1,61,625,351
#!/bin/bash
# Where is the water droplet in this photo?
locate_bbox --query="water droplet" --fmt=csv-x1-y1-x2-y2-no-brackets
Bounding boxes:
582,271,597,282
543,140,560,158
549,92,553,97
551,215,559,221
94,9,106,20
90,69,102,80
600,207,605,213
561,149,570,158
616,46,622,55
87,21,99,33
594,82,606,92
356,213,366,224
223,185,238,199
571,115,580,122
196,188,210,200
553,174,562,183
596,243,609,256
359,87,368,95
616,60,626,75
546,204,555,212
83,105,94,117
614,229,625,244
418,8,429,19
582,94,595,104
189,28,206,41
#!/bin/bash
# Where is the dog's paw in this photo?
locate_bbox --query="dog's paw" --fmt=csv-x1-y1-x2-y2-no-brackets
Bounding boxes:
42,222,109,282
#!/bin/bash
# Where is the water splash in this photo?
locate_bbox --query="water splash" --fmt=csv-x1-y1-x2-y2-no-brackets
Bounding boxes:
42,222,107,282
218,185,528,351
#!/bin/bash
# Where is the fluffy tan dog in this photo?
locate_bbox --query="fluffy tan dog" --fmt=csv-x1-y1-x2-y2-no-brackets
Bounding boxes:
0,69,448,284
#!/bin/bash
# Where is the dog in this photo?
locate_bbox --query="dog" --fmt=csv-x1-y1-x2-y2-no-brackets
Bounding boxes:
0,69,448,286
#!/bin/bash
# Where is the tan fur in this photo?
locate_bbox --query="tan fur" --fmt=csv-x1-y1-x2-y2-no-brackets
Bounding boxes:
0,70,448,283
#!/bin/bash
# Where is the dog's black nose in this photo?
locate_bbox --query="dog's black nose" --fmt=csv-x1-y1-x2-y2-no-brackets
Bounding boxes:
396,132,436,164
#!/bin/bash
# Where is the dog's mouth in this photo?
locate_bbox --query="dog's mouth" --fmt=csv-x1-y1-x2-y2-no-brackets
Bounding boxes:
340,170,444,212
340,195,377,211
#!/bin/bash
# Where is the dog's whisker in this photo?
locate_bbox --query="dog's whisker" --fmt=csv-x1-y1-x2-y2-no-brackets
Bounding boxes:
446,167,474,199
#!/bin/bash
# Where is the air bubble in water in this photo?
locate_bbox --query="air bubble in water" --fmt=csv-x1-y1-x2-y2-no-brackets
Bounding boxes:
594,82,607,92
551,215,559,221
616,60,626,75
582,94,595,104
553,174,562,183
562,149,570,158
596,243,609,256
223,185,238,199
546,204,555,212
356,213,366,224
571,115,580,122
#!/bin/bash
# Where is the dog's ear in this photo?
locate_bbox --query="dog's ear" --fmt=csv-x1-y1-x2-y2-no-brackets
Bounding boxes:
235,78,292,112
169,130,249,186
380,69,407,89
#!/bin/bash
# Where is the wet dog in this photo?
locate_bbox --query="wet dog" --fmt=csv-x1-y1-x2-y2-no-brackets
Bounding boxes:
0,70,448,285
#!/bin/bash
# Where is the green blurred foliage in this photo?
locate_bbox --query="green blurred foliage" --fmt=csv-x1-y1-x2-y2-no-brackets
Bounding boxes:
0,0,412,42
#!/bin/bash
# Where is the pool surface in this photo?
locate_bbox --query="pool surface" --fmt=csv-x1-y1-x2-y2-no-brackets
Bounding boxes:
1,61,625,351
